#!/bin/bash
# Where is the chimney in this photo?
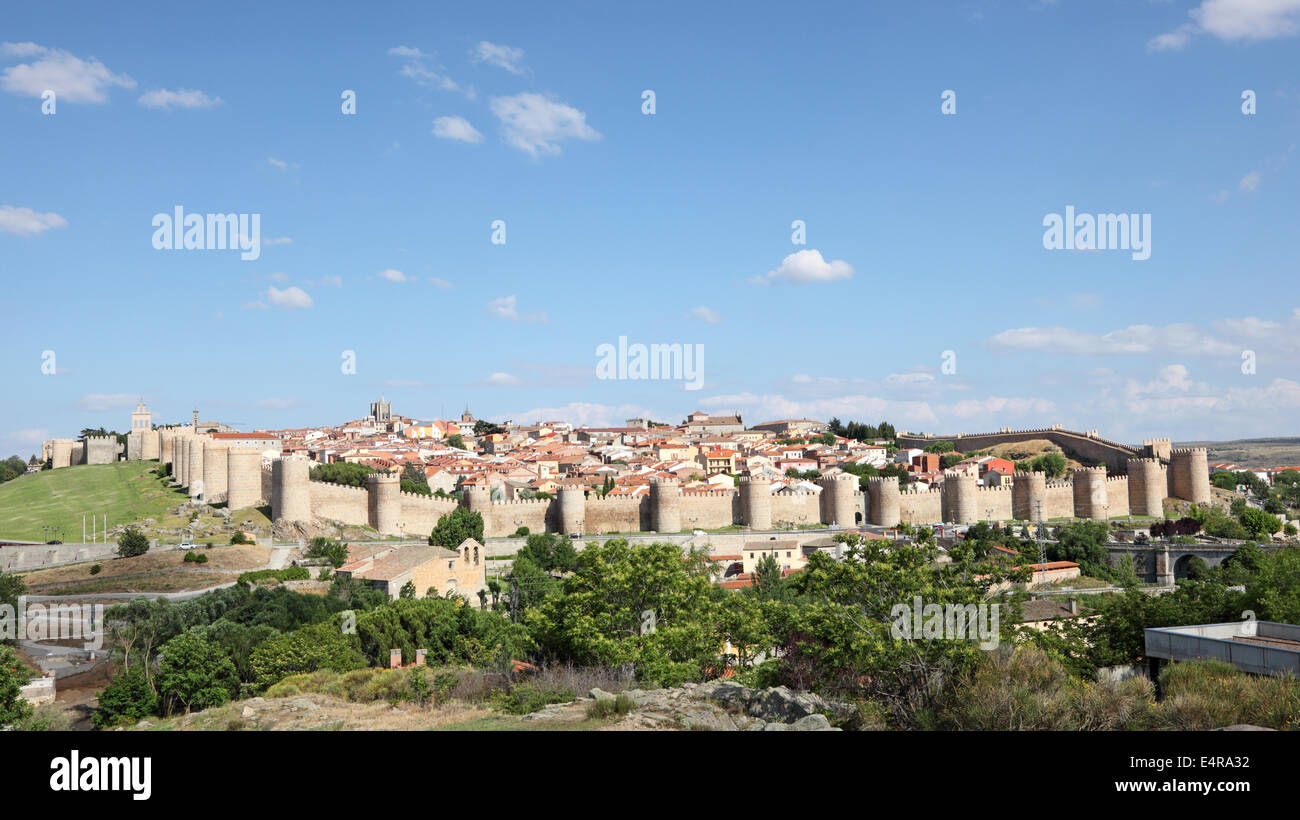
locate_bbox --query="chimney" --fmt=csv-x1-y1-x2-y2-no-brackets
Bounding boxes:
415,649,427,667
1067,597,1079,616
389,648,402,669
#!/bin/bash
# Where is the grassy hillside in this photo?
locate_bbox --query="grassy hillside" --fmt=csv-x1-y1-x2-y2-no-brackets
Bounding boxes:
0,461,189,542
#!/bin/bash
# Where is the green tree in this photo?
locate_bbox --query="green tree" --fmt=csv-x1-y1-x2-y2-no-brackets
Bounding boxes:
446,433,466,450
400,581,417,599
248,621,367,690
0,571,24,612
0,644,33,727
751,553,788,602
92,666,159,728
306,536,349,567
1029,452,1068,479
429,507,484,549
1246,547,1300,624
528,540,722,686
156,629,239,714
309,462,375,487
1238,507,1281,541
117,527,150,558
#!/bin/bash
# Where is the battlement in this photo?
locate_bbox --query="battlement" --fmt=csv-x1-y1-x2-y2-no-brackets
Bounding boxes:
1105,475,1129,483
739,475,770,485
1143,438,1171,446
680,488,737,498
1127,457,1162,466
585,495,646,506
367,473,400,484
312,480,369,495
867,476,900,488
491,497,556,507
84,435,117,444
1171,447,1208,456
975,484,1012,493
1073,466,1108,475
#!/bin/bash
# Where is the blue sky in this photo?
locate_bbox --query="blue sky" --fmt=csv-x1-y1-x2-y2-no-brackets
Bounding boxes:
3,0,1299,457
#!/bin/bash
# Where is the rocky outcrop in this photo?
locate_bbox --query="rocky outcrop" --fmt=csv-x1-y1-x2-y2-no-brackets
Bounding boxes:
523,680,850,731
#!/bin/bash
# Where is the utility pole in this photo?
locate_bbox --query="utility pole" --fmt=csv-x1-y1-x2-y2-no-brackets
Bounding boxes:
1035,499,1047,593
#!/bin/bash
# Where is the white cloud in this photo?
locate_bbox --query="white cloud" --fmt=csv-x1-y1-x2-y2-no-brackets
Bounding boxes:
138,88,221,109
378,268,410,283
388,45,473,98
489,93,601,157
267,272,290,282
481,372,521,386
487,294,547,323
473,41,527,75
266,285,313,310
751,249,855,285
0,205,67,236
1239,170,1262,191
429,277,454,289
267,156,290,170
689,306,722,324
1148,0,1300,51
78,393,138,411
241,300,269,310
0,42,135,102
984,324,1237,356
432,115,483,143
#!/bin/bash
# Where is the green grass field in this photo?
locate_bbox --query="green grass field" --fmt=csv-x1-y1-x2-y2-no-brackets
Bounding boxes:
0,461,190,542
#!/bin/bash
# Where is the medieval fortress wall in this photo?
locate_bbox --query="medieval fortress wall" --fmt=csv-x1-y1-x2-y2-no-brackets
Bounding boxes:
47,410,1213,538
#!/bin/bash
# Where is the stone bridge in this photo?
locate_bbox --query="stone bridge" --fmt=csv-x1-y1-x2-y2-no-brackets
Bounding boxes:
1106,543,1267,586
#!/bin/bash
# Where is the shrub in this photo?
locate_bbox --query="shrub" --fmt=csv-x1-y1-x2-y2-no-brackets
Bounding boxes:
514,526,530,537
117,527,150,558
239,567,311,586
229,531,249,545
586,692,636,719
183,551,197,563
89,564,102,575
195,554,209,564
93,666,159,728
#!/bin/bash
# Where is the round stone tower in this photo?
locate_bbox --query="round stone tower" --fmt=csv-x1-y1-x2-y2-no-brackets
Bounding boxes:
187,436,207,500
867,475,901,527
225,448,262,510
50,439,73,470
650,477,682,533
1012,471,1048,521
1169,448,1210,505
368,472,402,535
943,471,978,524
175,434,190,487
202,439,229,503
739,475,773,530
1126,458,1166,517
461,485,491,514
557,486,585,535
160,433,175,473
1072,466,1109,520
818,472,858,527
271,455,312,524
